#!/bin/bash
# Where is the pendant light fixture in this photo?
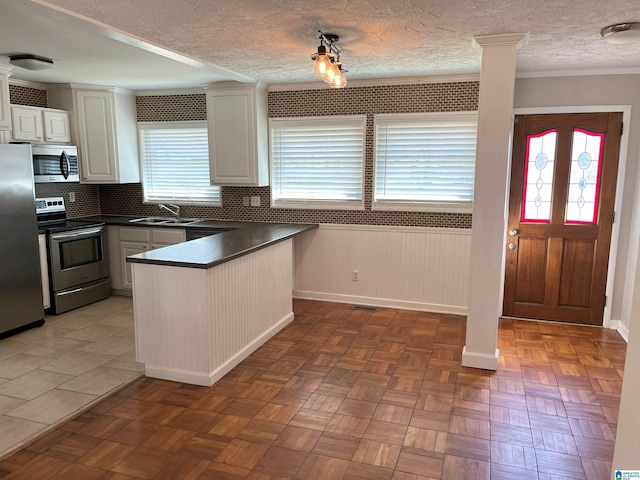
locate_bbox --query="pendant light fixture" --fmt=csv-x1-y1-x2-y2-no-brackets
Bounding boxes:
311,31,348,88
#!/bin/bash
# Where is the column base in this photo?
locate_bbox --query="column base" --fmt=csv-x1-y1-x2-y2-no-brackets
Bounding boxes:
461,346,500,370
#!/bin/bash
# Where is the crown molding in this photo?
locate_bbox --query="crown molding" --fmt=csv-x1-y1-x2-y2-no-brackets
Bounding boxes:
8,77,49,90
516,66,640,79
268,74,480,92
135,87,206,96
46,83,136,95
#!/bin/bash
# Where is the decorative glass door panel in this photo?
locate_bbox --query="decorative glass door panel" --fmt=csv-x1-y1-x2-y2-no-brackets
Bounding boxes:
566,129,604,224
522,130,556,222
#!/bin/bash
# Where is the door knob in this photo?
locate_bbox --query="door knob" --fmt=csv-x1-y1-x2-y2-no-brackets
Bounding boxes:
509,229,519,236
508,243,517,250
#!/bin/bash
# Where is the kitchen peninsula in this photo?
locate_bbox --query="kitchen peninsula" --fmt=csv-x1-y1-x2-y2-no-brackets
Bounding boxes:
126,221,317,386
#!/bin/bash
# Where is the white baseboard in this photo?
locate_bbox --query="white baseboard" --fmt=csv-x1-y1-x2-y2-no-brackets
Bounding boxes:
207,312,295,386
111,289,132,297
144,365,211,386
617,322,630,343
603,318,629,343
144,312,295,386
461,346,499,370
293,290,467,316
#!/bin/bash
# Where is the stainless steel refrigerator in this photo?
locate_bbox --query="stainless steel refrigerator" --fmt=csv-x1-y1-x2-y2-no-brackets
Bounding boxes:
0,144,44,336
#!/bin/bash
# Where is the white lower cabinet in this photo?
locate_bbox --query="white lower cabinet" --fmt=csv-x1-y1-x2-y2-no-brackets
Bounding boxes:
108,226,186,293
38,234,50,309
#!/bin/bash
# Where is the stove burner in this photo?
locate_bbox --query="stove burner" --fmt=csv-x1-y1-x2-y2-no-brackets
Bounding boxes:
39,219,106,234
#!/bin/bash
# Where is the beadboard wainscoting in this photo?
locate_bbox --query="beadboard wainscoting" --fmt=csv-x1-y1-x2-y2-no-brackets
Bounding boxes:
132,239,295,386
294,224,471,314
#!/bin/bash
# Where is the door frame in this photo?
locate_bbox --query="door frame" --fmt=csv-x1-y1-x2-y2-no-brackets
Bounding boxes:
506,105,632,329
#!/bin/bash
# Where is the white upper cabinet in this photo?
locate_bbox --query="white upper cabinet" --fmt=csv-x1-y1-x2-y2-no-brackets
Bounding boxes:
205,82,269,186
73,88,140,184
42,108,71,143
10,105,70,143
11,105,43,142
0,68,11,131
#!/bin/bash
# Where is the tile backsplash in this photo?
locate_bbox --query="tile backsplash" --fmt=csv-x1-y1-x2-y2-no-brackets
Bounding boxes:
35,183,100,219
106,82,479,228
12,81,478,228
8,84,47,108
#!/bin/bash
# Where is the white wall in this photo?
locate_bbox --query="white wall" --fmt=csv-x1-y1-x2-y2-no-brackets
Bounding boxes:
294,224,471,315
514,74,640,335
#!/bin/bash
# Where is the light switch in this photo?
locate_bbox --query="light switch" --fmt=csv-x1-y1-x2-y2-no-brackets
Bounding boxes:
68,191,76,202
242,196,250,206
250,196,261,207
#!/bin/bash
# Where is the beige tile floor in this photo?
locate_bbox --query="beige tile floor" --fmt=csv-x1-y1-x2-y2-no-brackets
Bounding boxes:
0,296,142,459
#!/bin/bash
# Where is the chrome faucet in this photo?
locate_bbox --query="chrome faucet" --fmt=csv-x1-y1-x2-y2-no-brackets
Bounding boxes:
158,203,180,219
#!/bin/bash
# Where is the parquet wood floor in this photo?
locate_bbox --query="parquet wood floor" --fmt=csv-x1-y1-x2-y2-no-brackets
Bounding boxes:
0,300,626,479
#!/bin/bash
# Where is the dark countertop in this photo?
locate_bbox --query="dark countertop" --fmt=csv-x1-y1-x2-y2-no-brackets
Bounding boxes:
81,215,318,269
78,215,249,230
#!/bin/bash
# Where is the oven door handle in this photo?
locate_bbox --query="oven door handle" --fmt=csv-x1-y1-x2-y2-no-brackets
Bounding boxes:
59,150,71,180
50,227,104,241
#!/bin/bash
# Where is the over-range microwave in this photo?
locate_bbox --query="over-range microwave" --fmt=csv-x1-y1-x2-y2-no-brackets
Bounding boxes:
32,145,79,183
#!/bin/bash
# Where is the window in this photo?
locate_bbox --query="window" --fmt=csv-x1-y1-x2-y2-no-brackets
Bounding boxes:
374,112,478,213
270,115,366,210
139,121,221,206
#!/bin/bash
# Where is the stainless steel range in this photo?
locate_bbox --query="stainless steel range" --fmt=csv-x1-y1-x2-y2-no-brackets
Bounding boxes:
36,197,111,314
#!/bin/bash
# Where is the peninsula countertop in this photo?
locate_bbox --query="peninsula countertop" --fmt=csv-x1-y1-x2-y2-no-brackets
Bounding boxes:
82,215,318,269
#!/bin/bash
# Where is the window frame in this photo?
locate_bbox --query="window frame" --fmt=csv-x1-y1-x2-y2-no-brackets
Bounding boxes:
373,111,478,214
138,120,221,207
269,115,366,211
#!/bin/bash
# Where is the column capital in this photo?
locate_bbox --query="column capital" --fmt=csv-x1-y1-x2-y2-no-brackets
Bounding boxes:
472,33,529,50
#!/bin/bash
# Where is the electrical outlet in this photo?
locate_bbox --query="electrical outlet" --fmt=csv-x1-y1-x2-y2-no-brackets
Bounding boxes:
68,191,76,202
250,196,261,207
243,196,250,206
352,270,359,281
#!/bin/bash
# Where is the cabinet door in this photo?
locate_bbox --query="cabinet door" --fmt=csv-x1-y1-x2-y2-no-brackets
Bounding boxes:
151,228,186,249
75,90,118,183
43,109,71,143
206,84,268,186
38,234,50,309
11,106,44,142
0,72,10,131
121,242,149,289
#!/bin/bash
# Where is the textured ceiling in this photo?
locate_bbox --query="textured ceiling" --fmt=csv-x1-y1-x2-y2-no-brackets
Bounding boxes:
4,0,640,88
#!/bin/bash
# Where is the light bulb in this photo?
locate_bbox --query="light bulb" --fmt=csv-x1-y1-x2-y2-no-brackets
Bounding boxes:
330,64,347,88
322,61,339,83
312,45,332,76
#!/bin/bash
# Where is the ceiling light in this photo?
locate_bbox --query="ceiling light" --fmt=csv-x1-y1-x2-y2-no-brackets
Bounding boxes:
601,22,640,44
9,54,55,70
311,31,348,88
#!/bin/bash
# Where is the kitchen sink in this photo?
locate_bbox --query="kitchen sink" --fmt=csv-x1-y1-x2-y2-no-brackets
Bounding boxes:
129,217,201,225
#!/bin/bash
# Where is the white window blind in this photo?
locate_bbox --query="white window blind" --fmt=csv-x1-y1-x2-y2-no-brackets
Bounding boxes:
374,112,478,213
139,121,221,206
270,115,366,210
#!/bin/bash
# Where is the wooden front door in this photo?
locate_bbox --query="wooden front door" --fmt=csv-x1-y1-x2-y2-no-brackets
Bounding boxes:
503,112,622,325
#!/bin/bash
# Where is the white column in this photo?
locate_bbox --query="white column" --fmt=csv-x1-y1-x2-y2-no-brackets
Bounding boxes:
462,33,527,370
